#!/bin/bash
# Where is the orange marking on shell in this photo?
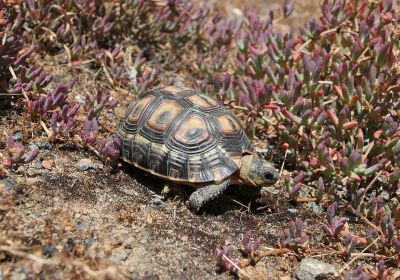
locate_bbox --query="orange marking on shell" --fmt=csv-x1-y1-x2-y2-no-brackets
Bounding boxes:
174,116,210,145
163,86,186,94
147,100,184,132
216,115,241,135
127,95,156,124
187,94,219,109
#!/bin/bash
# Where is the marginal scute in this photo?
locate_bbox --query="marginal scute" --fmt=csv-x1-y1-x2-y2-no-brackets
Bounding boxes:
186,94,219,109
173,115,210,146
147,100,183,132
163,85,188,94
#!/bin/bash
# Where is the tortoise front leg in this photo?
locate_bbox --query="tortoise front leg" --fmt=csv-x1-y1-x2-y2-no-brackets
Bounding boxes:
189,179,230,212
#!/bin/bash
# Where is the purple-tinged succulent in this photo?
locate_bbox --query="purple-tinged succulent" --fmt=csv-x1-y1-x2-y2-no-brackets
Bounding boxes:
377,259,390,280
215,246,234,271
392,237,400,253
28,82,75,117
323,202,347,238
242,230,262,261
282,0,295,18
84,87,117,120
2,135,39,169
285,172,304,200
98,137,120,166
343,266,371,280
50,104,80,137
342,234,358,257
278,218,309,250
16,65,53,90
80,118,99,147
350,188,365,210
0,4,36,98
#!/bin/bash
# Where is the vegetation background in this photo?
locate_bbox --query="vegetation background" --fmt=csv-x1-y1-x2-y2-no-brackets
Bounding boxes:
0,0,399,279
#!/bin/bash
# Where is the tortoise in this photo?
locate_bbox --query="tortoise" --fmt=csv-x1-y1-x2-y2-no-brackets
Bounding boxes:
116,86,279,212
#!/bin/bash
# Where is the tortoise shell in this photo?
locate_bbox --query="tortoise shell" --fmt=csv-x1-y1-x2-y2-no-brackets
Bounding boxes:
116,86,254,183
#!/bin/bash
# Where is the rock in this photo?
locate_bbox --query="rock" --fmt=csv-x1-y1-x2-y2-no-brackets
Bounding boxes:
13,132,22,141
42,159,53,170
42,245,57,256
78,158,94,171
180,235,188,242
33,160,42,169
296,258,336,280
75,95,86,104
151,195,164,206
77,158,101,171
288,208,299,214
307,202,323,214
0,177,16,193
109,249,129,262
36,141,52,150
77,221,87,230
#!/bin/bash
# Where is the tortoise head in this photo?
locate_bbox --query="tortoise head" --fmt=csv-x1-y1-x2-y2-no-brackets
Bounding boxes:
239,152,279,186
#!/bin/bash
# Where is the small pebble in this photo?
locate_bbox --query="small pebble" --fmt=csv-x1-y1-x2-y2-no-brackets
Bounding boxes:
75,95,86,104
109,250,129,262
36,141,52,150
77,221,87,230
78,158,98,171
33,161,42,169
42,245,57,256
0,177,17,193
296,258,337,280
42,159,53,170
151,195,164,206
288,208,299,214
307,202,323,214
180,235,188,242
13,132,22,141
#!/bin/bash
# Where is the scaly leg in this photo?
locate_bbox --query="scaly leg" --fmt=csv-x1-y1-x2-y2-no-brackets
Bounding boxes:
189,180,230,212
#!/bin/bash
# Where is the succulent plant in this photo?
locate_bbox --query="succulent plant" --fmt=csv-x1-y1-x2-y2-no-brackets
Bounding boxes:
343,266,372,280
2,135,39,168
98,137,120,166
80,118,99,147
323,202,348,238
278,218,310,250
28,82,75,117
215,246,234,271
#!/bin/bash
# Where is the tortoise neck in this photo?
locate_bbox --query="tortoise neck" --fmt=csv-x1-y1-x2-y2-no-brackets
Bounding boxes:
238,154,258,186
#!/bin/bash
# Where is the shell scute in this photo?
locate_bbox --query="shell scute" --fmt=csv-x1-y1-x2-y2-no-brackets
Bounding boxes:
186,94,220,109
127,95,156,125
173,115,210,146
147,100,183,132
215,114,241,136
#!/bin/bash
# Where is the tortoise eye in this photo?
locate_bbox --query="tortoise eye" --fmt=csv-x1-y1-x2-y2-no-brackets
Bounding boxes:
264,173,275,180
264,172,277,182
